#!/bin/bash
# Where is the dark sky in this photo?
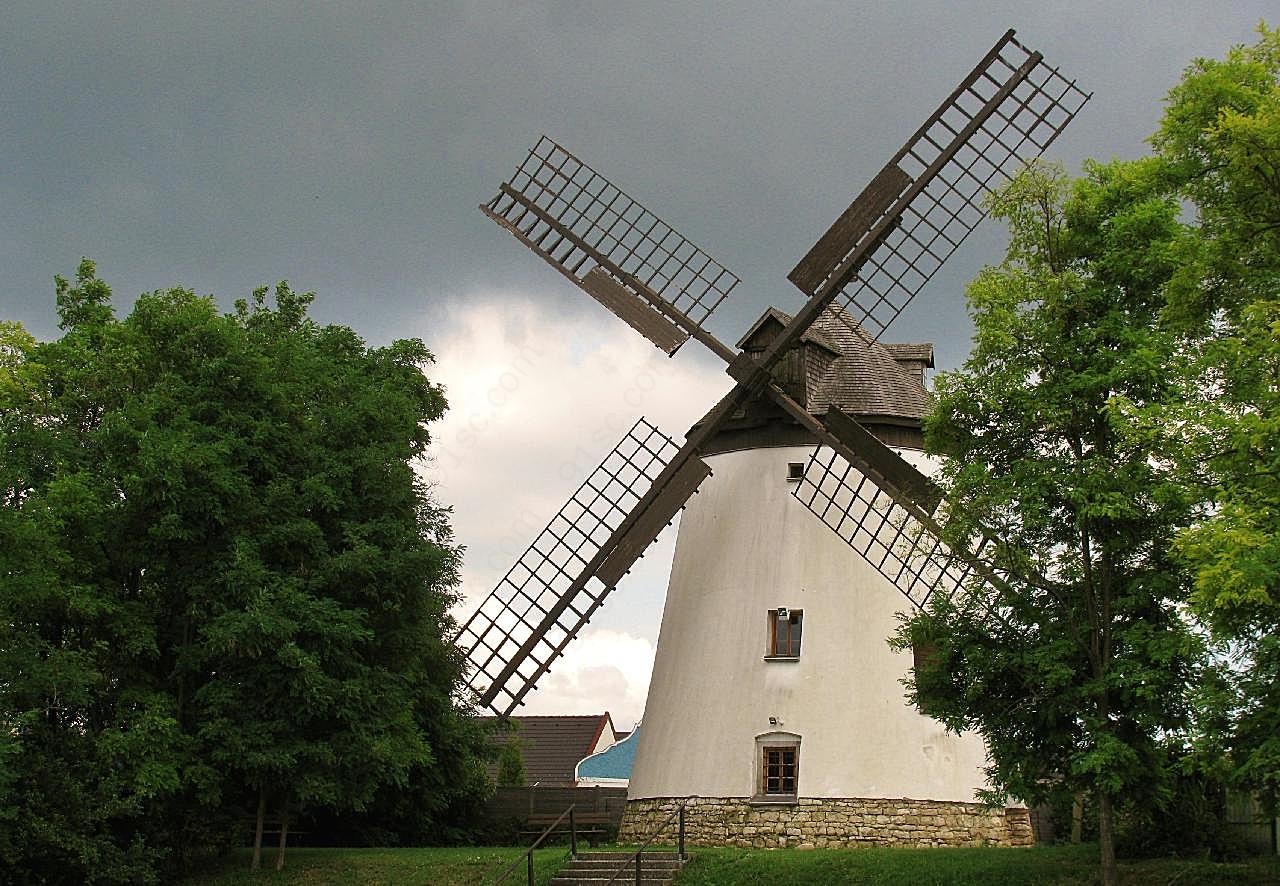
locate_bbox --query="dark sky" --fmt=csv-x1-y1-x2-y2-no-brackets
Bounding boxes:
4,3,1272,723
3,2,1271,366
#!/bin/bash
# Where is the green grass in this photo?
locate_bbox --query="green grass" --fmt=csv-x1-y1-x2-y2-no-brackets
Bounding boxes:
184,845,571,886
182,843,1279,885
674,843,1280,885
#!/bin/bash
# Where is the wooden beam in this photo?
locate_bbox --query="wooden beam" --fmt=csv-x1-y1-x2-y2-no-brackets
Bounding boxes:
596,455,712,586
581,267,688,355
788,162,912,295
821,407,943,514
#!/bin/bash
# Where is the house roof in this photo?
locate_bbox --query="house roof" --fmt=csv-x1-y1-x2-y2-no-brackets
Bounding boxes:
806,310,930,420
480,713,616,785
747,307,931,421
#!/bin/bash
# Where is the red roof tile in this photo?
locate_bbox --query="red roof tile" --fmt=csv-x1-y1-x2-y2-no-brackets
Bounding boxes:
479,713,616,785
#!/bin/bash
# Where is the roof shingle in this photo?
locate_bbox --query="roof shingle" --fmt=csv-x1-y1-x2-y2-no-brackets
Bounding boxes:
749,307,932,421
805,309,931,420
479,713,615,785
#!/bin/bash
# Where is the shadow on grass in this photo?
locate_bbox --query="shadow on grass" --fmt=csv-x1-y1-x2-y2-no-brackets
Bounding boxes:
183,845,571,886
180,843,1279,886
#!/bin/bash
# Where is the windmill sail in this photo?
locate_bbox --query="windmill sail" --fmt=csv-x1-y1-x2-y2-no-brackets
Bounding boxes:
788,29,1090,340
454,418,709,716
466,28,1090,714
776,31,1088,606
791,435,1007,610
481,136,741,359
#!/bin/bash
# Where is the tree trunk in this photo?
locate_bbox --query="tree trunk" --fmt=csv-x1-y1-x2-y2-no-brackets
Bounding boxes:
251,785,266,871
275,796,290,871
176,615,190,726
1098,793,1117,886
1071,791,1084,844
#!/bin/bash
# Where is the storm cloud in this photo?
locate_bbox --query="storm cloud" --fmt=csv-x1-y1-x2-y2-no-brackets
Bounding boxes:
3,1,1269,724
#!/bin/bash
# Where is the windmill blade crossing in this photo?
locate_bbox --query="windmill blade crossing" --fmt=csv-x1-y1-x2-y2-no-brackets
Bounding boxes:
453,419,709,716
788,29,1090,341
468,28,1090,718
481,136,740,362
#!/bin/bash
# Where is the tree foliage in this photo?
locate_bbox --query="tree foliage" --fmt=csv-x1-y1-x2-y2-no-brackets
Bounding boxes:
497,738,527,788
1152,25,1280,810
892,25,1280,882
0,262,487,883
892,160,1203,885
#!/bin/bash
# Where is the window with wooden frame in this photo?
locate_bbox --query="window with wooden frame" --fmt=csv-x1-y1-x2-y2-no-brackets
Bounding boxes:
761,745,798,797
767,608,802,658
752,732,800,803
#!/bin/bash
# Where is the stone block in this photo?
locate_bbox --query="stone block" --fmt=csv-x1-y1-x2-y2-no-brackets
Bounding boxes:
618,796,1032,849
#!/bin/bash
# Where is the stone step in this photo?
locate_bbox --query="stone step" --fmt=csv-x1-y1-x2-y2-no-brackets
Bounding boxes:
555,865,686,870
562,852,683,861
555,875,686,880
555,863,683,874
549,879,677,886
560,857,683,866
549,851,686,886
550,879,678,886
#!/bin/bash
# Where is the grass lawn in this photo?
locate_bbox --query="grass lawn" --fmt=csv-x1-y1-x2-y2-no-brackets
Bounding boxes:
183,843,1280,885
673,843,1280,885
184,845,571,886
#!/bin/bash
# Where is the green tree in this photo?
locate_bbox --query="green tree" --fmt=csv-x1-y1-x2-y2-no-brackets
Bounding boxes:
1151,24,1280,810
0,263,482,882
1,269,187,884
497,738,527,787
893,161,1203,886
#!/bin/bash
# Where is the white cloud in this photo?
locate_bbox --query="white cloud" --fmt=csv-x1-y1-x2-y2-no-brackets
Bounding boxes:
423,290,730,606
419,291,731,724
514,629,655,732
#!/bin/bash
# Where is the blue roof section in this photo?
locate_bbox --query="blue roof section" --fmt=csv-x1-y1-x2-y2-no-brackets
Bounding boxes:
577,723,640,780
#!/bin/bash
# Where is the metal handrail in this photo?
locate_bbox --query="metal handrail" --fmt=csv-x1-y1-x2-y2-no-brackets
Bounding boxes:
603,802,686,886
490,803,579,886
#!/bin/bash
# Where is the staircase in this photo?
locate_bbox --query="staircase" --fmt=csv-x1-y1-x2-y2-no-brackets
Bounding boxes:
549,850,687,885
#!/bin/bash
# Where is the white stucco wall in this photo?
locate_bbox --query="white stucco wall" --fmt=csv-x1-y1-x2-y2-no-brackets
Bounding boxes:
589,717,617,756
628,444,992,802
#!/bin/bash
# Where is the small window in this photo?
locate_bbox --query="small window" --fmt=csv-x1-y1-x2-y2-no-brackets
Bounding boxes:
768,608,802,658
753,732,800,803
762,746,798,797
786,462,804,482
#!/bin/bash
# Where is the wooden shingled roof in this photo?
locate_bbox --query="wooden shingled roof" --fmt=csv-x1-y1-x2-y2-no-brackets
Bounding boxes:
736,306,842,356
804,309,933,422
744,306,933,422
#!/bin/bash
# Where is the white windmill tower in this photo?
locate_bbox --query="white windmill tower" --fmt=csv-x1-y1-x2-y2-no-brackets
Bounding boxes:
623,310,1018,847
457,29,1089,847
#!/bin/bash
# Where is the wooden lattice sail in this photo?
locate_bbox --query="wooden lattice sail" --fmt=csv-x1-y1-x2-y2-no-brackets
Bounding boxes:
463,28,1089,716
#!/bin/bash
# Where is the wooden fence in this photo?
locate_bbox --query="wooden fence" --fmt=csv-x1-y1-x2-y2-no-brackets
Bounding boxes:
1227,791,1278,855
485,785,628,829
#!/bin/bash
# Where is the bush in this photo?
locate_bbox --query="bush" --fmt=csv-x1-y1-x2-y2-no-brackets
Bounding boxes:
1115,769,1246,860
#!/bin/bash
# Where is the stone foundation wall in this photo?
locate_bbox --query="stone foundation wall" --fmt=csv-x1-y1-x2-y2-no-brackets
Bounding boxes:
618,796,1034,848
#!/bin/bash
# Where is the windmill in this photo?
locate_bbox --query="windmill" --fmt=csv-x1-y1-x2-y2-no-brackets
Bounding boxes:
458,29,1089,846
